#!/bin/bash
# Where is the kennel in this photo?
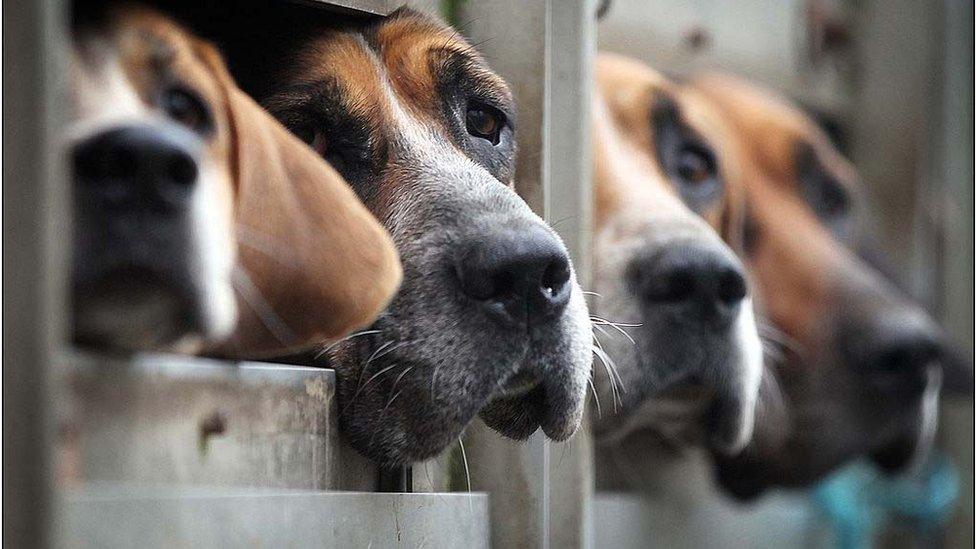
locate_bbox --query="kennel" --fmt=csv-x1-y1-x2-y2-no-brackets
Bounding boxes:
5,0,971,548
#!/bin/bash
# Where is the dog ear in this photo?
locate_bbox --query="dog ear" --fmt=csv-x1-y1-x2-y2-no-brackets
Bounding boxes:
193,40,401,357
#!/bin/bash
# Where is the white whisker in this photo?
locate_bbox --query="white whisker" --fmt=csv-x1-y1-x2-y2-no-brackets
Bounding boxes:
346,362,403,411
354,340,396,393
592,319,636,346
315,329,384,359
382,366,415,412
587,375,603,418
590,315,643,328
592,342,621,412
591,335,618,407
458,437,473,516
594,342,627,396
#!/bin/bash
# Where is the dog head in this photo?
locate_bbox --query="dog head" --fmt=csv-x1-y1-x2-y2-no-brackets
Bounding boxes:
589,53,763,455
688,73,964,498
69,5,400,356
222,8,592,466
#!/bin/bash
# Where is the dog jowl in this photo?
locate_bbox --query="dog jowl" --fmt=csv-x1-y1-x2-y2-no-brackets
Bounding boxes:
688,73,969,499
220,8,593,466
589,54,763,456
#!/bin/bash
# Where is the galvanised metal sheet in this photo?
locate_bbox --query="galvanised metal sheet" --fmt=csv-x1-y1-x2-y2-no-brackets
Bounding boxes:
59,484,489,548
59,353,376,492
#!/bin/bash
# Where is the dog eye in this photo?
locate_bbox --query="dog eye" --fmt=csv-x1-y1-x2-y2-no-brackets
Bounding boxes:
466,102,505,145
814,179,850,220
296,126,329,157
676,145,716,185
160,87,212,133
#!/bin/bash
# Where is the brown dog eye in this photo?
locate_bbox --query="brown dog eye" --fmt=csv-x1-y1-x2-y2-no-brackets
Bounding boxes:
161,87,211,133
296,126,329,157
466,102,504,145
677,146,715,184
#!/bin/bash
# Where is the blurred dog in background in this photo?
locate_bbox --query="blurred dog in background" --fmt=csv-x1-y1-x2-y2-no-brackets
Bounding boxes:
687,73,969,499
590,53,763,459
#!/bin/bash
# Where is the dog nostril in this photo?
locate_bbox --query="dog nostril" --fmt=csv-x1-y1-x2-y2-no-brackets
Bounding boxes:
636,244,746,325
542,255,571,299
858,315,945,394
456,225,573,323
717,268,748,306
72,125,198,208
641,267,697,303
166,149,198,186
115,146,140,179
875,338,940,375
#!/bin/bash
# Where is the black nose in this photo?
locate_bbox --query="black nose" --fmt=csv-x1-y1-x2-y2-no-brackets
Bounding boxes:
857,312,944,394
632,243,748,326
455,225,572,325
73,125,198,213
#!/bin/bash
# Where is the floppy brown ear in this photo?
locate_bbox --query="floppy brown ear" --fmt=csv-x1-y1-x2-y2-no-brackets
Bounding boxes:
195,42,401,358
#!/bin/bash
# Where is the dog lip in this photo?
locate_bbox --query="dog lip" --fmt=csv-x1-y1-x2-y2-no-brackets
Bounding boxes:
492,370,542,401
716,462,770,501
479,386,544,440
72,266,191,351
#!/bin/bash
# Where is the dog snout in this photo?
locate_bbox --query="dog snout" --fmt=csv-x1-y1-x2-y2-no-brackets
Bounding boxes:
632,243,748,326
850,310,945,394
870,330,941,392
73,125,199,212
455,224,572,325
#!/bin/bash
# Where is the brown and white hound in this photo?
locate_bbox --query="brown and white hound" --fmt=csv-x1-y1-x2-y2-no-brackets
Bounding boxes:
213,7,593,466
590,53,763,456
685,73,963,499
69,5,401,357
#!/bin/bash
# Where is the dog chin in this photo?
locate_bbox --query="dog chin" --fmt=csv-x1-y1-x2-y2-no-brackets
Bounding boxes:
479,379,585,442
73,275,200,353
479,389,544,440
595,385,711,447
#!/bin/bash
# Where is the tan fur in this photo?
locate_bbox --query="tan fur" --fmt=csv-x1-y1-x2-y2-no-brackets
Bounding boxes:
685,72,859,348
594,54,742,236
374,16,509,124
101,6,402,356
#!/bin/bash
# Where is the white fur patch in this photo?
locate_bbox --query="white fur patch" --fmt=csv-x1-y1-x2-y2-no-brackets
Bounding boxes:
909,363,942,473
189,162,237,341
728,298,763,453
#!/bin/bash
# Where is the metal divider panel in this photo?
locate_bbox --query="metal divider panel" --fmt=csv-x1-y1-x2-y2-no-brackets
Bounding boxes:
59,485,489,548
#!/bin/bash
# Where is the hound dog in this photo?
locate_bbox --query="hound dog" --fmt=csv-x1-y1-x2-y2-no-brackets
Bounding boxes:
686,73,965,499
590,53,763,458
69,4,401,357
214,8,593,466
